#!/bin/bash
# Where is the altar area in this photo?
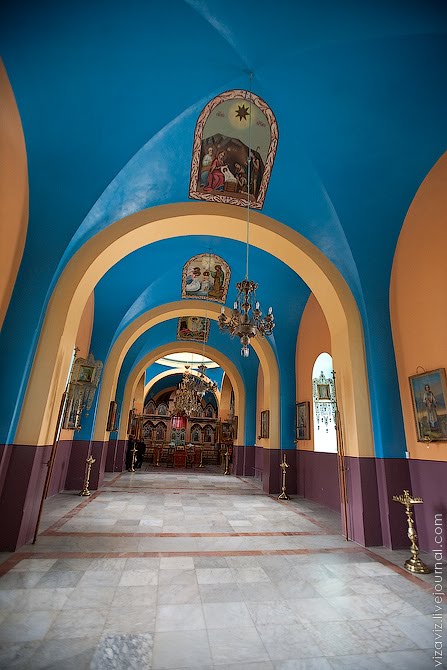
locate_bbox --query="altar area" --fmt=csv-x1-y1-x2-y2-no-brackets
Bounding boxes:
141,442,222,469
130,392,234,471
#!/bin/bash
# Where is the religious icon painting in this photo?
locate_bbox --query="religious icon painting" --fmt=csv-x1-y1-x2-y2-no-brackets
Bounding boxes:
177,316,210,343
181,253,230,304
189,89,278,209
409,368,447,442
295,402,310,441
260,410,270,439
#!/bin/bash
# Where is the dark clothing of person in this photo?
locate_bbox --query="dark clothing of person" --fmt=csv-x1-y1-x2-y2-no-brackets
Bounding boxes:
126,438,135,470
135,441,146,469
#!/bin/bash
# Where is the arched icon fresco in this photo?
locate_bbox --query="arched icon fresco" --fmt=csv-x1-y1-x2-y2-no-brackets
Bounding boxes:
176,316,210,343
189,89,278,209
181,253,230,304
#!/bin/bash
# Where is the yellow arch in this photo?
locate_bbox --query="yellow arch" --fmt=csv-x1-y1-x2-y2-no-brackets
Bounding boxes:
15,202,373,457
219,373,233,423
0,60,29,330
90,297,277,444
93,301,277,446
143,369,222,406
118,342,246,442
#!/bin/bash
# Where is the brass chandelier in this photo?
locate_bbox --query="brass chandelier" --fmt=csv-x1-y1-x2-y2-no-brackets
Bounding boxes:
170,359,218,417
171,365,201,417
218,279,274,357
195,363,218,397
218,77,275,357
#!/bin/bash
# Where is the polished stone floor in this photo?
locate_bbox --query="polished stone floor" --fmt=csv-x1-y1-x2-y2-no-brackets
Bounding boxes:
0,468,443,669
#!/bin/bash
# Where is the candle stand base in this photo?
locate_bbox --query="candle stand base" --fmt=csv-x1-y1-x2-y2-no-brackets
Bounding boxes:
404,556,431,574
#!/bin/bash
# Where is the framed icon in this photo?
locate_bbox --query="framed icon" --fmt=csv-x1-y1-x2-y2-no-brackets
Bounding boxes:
295,401,310,440
260,410,270,438
409,368,447,442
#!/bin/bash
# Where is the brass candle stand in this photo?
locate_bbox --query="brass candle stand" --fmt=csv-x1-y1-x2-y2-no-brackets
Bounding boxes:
130,443,137,472
155,445,161,467
199,445,204,468
278,453,290,500
392,489,431,574
223,447,230,475
79,455,96,496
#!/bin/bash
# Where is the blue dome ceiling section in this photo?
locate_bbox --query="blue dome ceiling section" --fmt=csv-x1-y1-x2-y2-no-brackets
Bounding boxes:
91,236,308,357
0,1,446,452
146,373,184,405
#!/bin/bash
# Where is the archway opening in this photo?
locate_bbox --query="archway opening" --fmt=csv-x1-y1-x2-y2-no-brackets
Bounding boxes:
15,203,373,463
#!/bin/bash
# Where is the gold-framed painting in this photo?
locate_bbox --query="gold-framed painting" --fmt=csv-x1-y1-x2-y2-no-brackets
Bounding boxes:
177,316,210,343
220,421,234,444
181,253,230,303
260,410,270,438
409,368,447,442
127,409,135,436
295,401,310,440
189,89,278,209
106,400,118,432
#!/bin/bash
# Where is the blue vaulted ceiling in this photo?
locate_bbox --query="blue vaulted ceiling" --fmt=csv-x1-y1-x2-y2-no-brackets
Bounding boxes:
1,0,447,453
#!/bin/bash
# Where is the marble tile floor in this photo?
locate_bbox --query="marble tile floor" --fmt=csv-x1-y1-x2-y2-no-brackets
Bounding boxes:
0,469,444,669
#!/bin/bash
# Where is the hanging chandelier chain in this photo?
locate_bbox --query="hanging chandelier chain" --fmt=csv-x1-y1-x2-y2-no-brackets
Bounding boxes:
245,72,253,280
217,72,275,357
171,365,201,417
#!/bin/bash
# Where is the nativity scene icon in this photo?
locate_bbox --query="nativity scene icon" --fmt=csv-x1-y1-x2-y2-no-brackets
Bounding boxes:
189,89,278,210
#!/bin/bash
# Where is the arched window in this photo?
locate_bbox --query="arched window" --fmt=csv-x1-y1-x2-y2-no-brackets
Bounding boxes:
312,353,337,453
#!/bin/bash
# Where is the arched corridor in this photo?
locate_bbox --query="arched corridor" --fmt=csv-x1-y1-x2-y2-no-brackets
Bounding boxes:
1,2,447,666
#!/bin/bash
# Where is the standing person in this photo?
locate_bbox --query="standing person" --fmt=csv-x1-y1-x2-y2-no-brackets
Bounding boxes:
126,434,136,471
423,384,438,430
209,264,224,299
200,146,214,186
249,150,261,198
136,440,146,469
234,162,248,192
